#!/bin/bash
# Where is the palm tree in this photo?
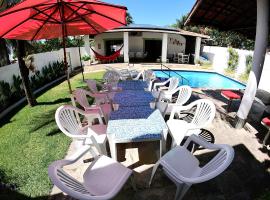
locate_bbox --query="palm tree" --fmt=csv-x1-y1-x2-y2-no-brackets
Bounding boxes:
2,0,37,106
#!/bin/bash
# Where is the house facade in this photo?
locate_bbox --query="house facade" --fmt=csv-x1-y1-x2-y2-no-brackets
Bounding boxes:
85,24,209,63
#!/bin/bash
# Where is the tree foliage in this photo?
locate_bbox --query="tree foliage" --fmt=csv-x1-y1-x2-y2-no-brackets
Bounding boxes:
227,47,239,72
172,14,255,50
126,12,134,25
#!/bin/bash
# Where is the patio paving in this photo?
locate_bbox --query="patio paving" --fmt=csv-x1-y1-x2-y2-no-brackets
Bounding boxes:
49,65,269,200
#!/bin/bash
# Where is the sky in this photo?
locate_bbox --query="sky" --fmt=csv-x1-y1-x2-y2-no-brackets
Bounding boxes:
105,0,196,26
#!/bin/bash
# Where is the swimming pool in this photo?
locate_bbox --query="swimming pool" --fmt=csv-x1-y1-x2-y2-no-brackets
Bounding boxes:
154,70,246,89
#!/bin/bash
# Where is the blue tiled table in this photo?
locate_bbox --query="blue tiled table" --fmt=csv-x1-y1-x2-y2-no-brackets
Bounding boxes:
107,107,168,160
113,90,155,107
117,80,148,91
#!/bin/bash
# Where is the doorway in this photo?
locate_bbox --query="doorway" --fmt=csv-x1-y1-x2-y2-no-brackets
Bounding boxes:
144,40,162,62
105,40,123,56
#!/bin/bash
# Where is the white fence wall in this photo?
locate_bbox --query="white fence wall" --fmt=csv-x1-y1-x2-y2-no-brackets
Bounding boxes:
0,47,88,84
203,46,270,92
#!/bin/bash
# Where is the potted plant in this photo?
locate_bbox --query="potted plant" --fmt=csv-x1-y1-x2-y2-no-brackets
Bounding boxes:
81,55,91,66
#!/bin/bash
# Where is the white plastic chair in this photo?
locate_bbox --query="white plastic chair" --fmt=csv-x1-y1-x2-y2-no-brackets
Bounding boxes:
55,105,107,155
143,70,156,91
149,134,234,200
133,70,144,80
156,85,192,117
167,99,216,146
73,89,112,124
152,77,179,101
48,144,134,200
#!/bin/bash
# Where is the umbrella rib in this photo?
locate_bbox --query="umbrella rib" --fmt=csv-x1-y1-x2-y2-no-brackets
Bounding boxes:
67,3,126,26
64,1,127,10
31,6,59,41
67,11,94,22
64,4,100,33
33,7,60,23
0,4,56,38
31,18,59,24
0,3,57,18
65,2,87,21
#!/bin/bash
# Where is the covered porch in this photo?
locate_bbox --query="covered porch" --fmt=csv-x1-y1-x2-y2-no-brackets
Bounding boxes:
86,25,209,64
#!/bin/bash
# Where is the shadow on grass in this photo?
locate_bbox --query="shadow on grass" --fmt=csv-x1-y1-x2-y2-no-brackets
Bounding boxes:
37,98,70,106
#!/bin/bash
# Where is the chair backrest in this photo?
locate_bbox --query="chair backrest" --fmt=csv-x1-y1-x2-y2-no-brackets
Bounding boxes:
183,135,234,184
48,145,99,200
86,80,98,93
55,105,83,137
190,99,216,128
175,86,192,105
168,77,179,91
103,70,120,84
73,89,91,109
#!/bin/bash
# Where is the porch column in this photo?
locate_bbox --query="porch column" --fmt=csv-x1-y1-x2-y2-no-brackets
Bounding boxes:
162,33,168,63
235,0,269,128
123,32,129,63
194,36,201,62
84,35,90,55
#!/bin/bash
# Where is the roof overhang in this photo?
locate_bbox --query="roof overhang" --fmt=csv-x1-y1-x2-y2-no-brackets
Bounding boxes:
185,0,258,39
104,26,210,39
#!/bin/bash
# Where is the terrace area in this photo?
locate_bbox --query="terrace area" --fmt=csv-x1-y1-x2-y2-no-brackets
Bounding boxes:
0,0,270,199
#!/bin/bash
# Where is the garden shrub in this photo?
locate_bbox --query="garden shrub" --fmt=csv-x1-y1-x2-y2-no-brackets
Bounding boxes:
0,60,65,112
227,47,239,72
245,55,253,74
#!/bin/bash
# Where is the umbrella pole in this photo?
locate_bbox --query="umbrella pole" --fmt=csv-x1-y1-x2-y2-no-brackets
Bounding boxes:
78,36,85,81
63,36,72,94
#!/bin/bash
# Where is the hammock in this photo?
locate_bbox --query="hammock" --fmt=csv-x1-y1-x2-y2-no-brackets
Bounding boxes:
91,45,123,62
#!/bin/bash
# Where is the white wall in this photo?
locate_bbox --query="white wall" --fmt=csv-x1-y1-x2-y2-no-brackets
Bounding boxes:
202,46,270,92
93,31,186,56
167,34,186,55
0,47,87,84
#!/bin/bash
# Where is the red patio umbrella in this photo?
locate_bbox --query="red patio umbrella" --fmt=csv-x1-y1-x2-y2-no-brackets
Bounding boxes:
0,0,127,93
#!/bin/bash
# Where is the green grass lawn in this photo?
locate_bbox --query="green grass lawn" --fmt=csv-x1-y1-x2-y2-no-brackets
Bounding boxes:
0,71,104,199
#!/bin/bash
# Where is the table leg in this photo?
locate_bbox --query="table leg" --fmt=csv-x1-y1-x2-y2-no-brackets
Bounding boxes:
108,139,117,160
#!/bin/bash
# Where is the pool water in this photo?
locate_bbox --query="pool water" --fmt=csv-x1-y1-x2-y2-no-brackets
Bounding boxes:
154,70,246,89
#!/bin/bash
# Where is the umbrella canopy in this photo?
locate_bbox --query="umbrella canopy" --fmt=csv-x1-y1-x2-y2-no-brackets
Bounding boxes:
0,0,127,40
0,0,127,93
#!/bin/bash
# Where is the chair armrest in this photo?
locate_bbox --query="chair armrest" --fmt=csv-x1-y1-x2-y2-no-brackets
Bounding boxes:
153,79,170,90
183,134,222,150
169,104,195,120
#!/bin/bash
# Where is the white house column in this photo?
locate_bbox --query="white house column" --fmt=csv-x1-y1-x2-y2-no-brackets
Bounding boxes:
84,35,90,55
161,33,168,63
194,37,201,62
123,32,129,63
235,0,269,128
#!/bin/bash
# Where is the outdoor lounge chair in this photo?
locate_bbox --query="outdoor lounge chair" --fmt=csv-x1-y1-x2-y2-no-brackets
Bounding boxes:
73,89,112,124
152,77,179,101
156,85,192,117
48,143,134,200
149,134,234,200
167,99,216,147
55,105,107,155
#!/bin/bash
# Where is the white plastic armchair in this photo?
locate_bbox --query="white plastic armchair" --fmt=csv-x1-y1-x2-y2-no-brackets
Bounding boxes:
156,85,192,117
55,105,107,155
149,134,234,200
167,99,216,146
48,143,133,200
133,70,144,80
143,70,156,91
152,77,179,100
73,89,112,124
